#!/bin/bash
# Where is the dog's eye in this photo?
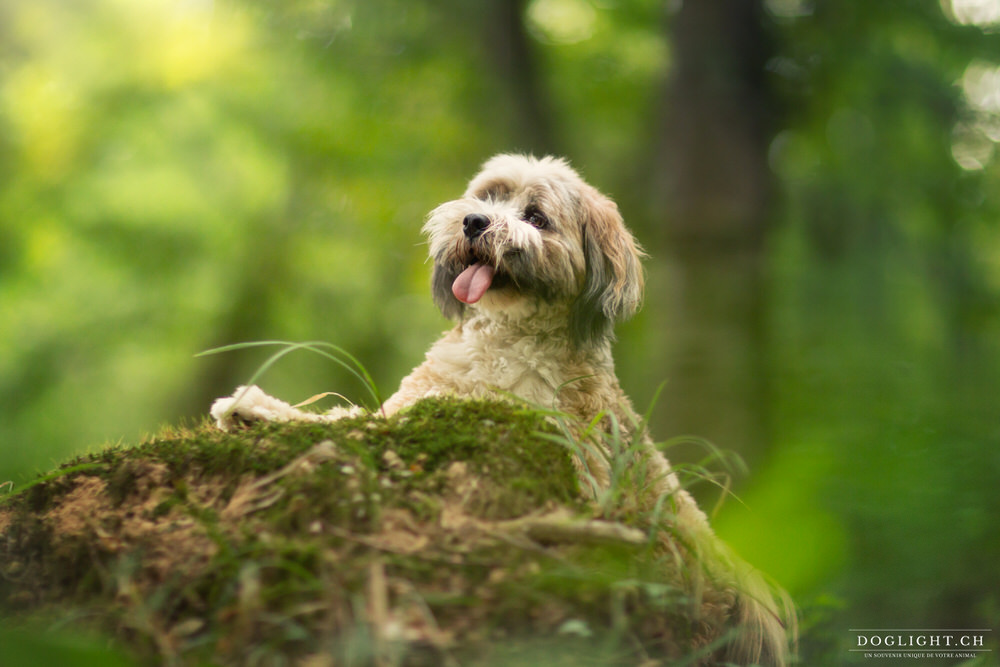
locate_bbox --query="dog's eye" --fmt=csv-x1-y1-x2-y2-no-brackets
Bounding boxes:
525,209,549,230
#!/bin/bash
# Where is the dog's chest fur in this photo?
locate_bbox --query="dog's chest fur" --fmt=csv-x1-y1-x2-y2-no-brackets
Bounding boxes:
382,311,629,423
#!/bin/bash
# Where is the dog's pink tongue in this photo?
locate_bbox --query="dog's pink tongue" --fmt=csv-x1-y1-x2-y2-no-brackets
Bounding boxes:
452,263,495,304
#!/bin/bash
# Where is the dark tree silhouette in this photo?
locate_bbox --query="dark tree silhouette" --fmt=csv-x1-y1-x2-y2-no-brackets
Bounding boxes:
651,0,776,466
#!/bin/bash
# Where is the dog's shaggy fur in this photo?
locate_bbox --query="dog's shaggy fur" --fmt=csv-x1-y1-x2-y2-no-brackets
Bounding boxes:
211,154,794,665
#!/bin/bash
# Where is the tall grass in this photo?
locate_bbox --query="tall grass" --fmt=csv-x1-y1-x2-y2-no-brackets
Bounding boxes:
196,340,384,413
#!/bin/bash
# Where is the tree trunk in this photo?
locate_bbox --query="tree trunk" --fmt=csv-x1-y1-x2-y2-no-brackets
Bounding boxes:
650,0,775,469
485,0,558,153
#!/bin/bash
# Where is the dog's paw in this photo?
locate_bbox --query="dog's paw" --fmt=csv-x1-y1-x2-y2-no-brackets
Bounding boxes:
210,385,303,430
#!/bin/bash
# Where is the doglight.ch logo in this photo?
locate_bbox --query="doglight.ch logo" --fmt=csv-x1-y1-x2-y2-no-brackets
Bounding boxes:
850,628,993,661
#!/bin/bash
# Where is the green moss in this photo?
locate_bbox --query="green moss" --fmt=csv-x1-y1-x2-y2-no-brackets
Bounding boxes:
0,397,708,666
383,398,582,516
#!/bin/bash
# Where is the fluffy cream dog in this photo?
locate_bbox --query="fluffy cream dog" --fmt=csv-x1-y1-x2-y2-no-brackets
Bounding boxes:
211,154,792,665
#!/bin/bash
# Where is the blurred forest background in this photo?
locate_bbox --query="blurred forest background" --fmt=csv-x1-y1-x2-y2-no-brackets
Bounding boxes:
2,0,999,662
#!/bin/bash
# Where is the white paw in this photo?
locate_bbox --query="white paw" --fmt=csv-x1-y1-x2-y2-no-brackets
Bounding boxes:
211,385,303,430
324,404,365,420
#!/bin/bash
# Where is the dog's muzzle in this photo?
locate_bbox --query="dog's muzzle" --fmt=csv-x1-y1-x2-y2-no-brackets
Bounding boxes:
453,213,496,304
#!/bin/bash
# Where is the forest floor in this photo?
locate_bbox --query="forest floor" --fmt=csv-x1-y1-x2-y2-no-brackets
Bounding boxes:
0,398,725,666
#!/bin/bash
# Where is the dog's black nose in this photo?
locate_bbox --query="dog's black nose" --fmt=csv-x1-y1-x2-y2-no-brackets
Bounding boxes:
462,213,490,241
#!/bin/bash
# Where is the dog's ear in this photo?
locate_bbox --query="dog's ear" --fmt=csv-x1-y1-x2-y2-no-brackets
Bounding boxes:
431,263,465,320
569,188,644,347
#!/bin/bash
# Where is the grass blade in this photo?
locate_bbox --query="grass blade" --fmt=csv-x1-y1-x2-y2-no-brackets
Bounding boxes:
197,340,382,410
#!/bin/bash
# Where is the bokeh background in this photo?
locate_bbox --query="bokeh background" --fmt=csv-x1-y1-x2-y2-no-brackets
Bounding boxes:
2,0,999,663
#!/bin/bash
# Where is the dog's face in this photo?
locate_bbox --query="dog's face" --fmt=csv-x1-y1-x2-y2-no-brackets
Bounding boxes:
423,154,644,347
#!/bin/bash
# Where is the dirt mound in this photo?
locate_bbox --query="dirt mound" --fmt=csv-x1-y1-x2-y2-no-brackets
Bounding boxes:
1,398,724,665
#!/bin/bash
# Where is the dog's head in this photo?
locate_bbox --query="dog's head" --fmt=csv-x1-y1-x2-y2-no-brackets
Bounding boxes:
423,154,644,347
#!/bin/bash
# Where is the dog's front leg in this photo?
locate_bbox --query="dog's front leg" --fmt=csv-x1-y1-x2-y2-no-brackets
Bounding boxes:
210,385,357,430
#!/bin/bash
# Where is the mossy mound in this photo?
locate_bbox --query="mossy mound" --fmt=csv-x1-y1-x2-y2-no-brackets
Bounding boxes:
1,398,716,666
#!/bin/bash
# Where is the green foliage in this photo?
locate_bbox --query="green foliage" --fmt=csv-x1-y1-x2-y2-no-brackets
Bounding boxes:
0,626,136,667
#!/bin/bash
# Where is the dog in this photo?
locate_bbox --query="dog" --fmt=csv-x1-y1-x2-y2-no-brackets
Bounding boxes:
211,154,793,665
